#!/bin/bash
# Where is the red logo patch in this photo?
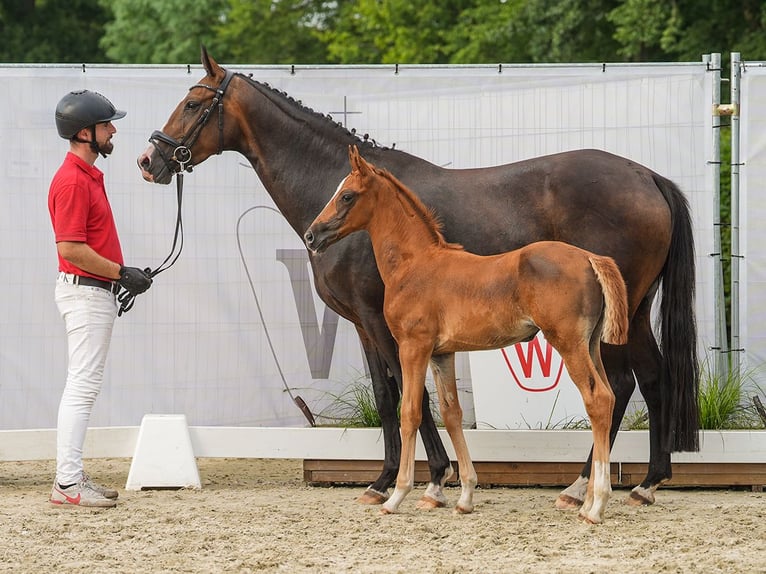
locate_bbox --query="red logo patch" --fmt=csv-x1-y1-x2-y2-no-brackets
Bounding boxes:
501,334,564,392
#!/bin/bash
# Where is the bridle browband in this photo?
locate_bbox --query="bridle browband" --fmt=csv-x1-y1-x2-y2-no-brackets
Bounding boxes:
149,68,236,174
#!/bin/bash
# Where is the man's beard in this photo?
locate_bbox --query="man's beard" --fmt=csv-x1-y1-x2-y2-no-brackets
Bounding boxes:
99,140,114,155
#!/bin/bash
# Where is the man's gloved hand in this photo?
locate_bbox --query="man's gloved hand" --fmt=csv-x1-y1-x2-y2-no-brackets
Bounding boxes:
118,266,153,295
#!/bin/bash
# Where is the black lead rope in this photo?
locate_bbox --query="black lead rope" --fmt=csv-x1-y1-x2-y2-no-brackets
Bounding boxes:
117,172,185,316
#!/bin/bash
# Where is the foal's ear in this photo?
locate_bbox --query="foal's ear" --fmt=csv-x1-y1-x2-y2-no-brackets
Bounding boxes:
348,144,371,176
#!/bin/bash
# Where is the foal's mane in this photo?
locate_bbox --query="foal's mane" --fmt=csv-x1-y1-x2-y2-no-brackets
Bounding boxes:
372,166,463,251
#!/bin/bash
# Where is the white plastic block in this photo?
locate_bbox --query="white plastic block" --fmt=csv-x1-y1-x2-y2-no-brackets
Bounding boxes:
125,414,201,490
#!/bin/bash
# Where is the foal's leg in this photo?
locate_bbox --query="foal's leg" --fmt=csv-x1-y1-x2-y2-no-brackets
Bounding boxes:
556,344,633,510
426,354,478,513
356,325,452,505
559,344,615,524
381,342,431,514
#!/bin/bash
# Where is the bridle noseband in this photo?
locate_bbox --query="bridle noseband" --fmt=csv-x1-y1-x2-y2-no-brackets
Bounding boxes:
149,68,236,175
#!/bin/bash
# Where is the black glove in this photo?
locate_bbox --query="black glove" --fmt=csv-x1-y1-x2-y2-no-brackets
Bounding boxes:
118,266,153,295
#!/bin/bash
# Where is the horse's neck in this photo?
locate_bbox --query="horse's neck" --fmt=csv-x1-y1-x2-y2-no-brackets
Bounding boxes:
366,186,439,280
236,83,355,236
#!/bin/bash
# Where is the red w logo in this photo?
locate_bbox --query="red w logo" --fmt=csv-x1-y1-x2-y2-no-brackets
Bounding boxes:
501,334,564,392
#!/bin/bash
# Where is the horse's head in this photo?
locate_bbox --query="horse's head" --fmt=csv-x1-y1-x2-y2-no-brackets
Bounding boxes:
137,46,237,185
304,145,379,253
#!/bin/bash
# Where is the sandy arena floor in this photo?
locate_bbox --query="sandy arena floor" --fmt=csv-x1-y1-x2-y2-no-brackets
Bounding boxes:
1,457,764,574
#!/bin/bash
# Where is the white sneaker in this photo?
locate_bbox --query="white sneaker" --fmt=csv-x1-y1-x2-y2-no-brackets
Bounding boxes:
82,472,119,500
50,479,117,508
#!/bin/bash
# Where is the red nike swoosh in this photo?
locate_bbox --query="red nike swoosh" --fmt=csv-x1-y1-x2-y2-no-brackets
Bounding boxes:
57,489,81,504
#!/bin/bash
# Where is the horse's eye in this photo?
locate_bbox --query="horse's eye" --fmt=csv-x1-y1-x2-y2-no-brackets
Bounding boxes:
184,101,200,111
341,192,354,204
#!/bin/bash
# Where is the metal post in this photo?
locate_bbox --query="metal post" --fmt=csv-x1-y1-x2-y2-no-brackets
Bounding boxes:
730,52,742,375
708,53,728,380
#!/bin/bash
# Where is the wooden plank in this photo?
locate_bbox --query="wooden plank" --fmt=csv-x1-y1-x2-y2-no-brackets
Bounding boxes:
303,459,766,489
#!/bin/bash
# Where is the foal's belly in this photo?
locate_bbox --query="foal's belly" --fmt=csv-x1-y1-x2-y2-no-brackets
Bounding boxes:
434,319,539,354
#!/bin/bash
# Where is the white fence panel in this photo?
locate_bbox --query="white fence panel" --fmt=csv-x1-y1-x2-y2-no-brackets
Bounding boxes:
0,62,714,432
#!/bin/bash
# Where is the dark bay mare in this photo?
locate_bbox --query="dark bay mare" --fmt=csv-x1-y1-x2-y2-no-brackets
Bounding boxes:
137,47,699,509
305,146,630,523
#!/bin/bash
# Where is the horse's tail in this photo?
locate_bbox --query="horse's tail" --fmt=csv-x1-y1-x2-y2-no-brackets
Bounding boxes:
653,174,700,453
588,255,629,346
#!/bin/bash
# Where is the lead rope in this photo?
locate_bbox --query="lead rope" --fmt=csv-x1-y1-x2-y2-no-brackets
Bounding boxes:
236,205,316,427
117,172,185,316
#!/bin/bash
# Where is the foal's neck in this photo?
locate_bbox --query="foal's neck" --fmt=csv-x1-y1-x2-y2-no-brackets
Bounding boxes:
366,179,445,280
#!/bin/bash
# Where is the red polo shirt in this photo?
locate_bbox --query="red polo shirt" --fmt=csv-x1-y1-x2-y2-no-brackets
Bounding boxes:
48,152,124,279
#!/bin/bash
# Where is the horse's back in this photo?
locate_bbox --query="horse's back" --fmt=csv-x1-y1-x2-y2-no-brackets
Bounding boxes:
389,148,672,314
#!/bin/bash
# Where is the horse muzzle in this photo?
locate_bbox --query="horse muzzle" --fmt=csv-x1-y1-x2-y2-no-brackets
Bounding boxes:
137,143,175,185
304,225,338,254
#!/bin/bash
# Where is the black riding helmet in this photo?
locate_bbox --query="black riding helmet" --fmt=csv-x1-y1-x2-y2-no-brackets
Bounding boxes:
55,90,126,158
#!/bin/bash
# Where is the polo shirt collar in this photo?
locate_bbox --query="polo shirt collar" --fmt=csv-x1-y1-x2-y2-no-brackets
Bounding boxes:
66,151,104,181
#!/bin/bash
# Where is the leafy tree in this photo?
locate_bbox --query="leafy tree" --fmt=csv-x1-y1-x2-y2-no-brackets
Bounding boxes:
443,0,531,63
324,0,475,64
0,0,110,63
209,0,332,64
98,0,227,64
513,0,622,62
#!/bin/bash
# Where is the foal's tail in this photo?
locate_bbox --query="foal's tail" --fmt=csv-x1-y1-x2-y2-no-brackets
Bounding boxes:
589,255,629,346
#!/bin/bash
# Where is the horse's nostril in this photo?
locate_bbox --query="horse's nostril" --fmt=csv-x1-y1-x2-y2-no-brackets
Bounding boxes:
140,156,151,169
304,231,314,245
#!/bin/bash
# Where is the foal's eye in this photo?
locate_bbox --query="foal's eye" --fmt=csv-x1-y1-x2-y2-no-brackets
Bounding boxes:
341,192,354,204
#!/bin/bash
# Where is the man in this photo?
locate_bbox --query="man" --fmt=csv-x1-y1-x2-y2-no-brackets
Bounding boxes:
48,90,152,507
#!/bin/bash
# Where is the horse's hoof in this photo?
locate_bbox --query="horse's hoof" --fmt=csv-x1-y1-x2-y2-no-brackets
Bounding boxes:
357,489,388,505
626,489,655,506
416,495,446,510
379,506,396,515
555,494,583,510
454,504,474,515
577,512,602,525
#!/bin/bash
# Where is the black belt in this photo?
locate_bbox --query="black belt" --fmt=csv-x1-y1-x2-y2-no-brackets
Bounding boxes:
73,275,119,294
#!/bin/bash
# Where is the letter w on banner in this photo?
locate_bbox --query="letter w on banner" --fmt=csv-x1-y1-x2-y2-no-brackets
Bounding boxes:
468,332,587,429
502,335,565,392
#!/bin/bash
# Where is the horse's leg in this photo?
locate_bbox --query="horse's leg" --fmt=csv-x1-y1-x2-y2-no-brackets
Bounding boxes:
559,343,614,524
424,354,477,513
355,328,400,504
381,342,431,515
624,299,670,506
360,321,453,505
556,343,634,509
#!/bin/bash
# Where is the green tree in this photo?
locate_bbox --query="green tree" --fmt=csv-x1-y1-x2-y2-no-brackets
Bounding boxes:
98,0,227,64
0,0,110,63
210,0,332,64
514,0,622,62
607,0,674,61
325,0,475,64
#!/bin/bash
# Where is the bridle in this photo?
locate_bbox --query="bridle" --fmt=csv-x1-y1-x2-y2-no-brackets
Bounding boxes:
149,68,236,175
119,68,236,316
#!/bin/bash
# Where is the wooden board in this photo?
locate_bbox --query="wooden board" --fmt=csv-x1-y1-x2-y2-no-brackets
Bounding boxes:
303,459,766,490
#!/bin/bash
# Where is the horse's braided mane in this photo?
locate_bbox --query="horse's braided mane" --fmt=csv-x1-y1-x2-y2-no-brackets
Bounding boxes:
373,166,463,251
238,72,392,151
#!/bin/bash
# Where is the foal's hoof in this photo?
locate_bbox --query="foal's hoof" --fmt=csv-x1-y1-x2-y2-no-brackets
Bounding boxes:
555,494,583,510
577,511,602,525
416,495,447,510
357,489,388,505
454,504,474,515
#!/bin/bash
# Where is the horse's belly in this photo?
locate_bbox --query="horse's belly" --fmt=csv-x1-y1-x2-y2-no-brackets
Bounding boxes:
435,317,537,354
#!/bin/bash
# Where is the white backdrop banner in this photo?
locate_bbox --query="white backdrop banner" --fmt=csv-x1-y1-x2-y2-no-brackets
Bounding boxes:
739,64,766,386
0,62,714,430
